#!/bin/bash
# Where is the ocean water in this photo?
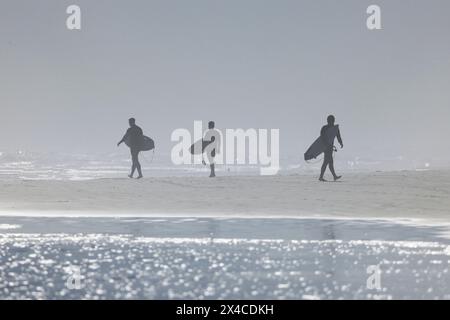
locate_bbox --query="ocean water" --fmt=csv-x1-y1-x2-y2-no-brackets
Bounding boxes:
0,217,449,299
0,150,440,181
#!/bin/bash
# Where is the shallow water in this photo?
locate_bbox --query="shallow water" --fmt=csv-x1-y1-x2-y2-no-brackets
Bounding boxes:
0,217,449,299
0,151,437,180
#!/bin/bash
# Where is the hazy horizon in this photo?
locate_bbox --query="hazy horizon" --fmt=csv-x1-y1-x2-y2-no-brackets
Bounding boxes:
1,0,450,167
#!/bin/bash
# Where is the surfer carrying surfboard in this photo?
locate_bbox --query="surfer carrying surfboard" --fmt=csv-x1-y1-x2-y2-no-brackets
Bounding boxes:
319,115,343,182
117,118,144,179
203,121,221,178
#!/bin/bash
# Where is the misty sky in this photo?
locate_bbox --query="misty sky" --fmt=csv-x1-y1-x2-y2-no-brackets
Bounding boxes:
1,0,450,163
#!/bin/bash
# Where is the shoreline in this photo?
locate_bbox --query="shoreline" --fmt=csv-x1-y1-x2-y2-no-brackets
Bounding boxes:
1,211,450,226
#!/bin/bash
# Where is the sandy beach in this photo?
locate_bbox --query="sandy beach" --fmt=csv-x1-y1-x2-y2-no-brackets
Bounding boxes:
0,170,449,221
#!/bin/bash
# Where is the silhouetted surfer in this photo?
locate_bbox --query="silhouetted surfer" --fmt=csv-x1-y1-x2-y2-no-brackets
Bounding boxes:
203,121,221,178
117,118,144,179
319,115,343,182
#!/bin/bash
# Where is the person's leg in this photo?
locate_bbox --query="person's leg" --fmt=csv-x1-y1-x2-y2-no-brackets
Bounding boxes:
136,151,143,178
207,149,216,178
320,149,331,181
320,160,328,181
328,151,341,181
328,158,337,178
129,150,136,178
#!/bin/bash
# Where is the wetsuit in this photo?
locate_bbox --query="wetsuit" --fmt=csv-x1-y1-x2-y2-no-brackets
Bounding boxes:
123,125,144,177
320,124,343,180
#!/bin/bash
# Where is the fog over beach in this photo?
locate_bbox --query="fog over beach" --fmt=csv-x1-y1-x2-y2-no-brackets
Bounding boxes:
1,0,450,301
2,1,450,161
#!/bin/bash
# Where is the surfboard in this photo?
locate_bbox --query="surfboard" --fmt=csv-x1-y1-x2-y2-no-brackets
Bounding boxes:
189,139,213,155
125,136,155,152
304,125,339,161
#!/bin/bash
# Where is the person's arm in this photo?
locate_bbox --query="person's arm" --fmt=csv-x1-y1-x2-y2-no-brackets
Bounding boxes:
117,130,129,146
336,128,343,148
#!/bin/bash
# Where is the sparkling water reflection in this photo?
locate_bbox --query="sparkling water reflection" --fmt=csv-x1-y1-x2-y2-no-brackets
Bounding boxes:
0,217,449,299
